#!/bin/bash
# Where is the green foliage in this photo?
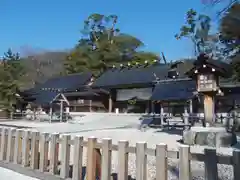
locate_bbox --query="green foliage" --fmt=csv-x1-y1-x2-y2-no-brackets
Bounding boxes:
219,2,240,80
219,2,240,55
128,99,136,105
64,13,160,76
175,9,217,56
0,49,25,111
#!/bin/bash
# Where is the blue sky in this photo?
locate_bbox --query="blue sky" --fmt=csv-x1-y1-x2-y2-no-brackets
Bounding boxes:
0,0,217,61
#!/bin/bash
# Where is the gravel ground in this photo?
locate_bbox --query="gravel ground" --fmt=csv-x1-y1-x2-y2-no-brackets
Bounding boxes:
0,167,40,180
58,128,236,180
0,114,238,180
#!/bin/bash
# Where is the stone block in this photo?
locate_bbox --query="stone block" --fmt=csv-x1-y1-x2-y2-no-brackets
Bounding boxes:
183,127,237,147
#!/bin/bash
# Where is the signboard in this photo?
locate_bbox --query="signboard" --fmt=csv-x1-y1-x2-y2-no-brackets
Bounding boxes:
197,74,217,92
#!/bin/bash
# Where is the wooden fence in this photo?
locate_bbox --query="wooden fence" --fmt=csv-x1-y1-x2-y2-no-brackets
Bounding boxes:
0,127,240,180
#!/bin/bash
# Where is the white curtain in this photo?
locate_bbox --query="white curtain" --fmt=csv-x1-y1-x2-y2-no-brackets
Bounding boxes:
116,88,152,101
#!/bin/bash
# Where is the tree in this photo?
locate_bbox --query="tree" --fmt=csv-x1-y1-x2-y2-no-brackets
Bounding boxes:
176,9,227,62
201,0,239,15
175,9,220,57
0,49,25,112
218,2,240,80
64,13,160,75
219,2,240,55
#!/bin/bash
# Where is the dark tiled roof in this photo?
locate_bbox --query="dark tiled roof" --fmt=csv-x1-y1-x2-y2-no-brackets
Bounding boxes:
151,80,196,101
33,91,58,105
92,64,188,88
23,72,93,105
187,55,232,78
38,72,93,91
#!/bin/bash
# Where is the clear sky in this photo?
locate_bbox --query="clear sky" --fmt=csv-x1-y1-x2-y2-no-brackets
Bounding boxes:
0,0,215,61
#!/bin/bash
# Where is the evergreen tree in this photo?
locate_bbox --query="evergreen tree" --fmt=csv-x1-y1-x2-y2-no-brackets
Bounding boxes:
64,13,160,76
0,49,25,112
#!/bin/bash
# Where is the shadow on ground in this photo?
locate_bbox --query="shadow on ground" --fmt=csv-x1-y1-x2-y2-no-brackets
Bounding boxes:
153,128,183,136
67,166,136,180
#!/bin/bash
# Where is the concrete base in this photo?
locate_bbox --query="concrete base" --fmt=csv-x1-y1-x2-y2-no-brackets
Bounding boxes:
183,127,237,147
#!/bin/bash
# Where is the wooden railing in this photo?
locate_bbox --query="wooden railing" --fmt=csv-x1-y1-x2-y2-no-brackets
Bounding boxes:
0,127,240,180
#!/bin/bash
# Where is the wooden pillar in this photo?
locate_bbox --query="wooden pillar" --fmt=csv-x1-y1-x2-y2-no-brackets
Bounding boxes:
108,94,112,113
151,101,154,114
60,100,63,122
189,100,193,114
184,103,189,128
49,105,53,123
89,100,92,112
203,94,215,126
160,103,164,125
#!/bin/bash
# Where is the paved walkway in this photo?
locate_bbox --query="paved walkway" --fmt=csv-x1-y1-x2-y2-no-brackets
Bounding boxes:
0,167,39,180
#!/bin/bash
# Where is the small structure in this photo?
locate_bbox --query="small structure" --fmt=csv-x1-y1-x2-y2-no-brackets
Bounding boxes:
186,53,232,126
150,79,196,127
49,92,69,122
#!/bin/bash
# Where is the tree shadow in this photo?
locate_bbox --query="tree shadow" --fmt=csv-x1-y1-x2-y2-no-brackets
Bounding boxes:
153,128,183,136
67,166,135,180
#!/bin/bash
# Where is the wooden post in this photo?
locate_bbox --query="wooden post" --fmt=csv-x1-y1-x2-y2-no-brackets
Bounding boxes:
89,100,92,112
72,136,83,180
13,129,22,164
60,134,71,178
49,133,59,174
39,132,49,172
49,106,53,123
22,130,30,167
189,99,193,114
203,94,215,126
86,137,97,180
160,103,164,125
179,144,191,180
101,138,112,180
6,128,16,162
118,140,129,180
136,142,147,180
108,94,112,113
60,100,63,122
233,150,240,180
30,131,40,169
183,110,189,129
0,128,8,161
156,143,167,180
204,148,218,180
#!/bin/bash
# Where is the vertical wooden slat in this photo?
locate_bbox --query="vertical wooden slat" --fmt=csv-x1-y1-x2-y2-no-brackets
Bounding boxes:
30,131,40,169
86,136,97,180
22,130,30,167
6,128,16,162
136,142,147,180
39,132,49,172
101,138,112,180
60,134,71,178
0,128,8,161
156,143,167,180
13,129,22,164
179,144,191,180
118,140,129,180
49,133,59,175
232,150,240,180
72,136,83,180
233,150,240,180
204,148,218,180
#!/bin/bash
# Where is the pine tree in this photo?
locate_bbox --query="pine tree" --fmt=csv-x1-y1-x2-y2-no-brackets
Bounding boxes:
0,49,25,112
